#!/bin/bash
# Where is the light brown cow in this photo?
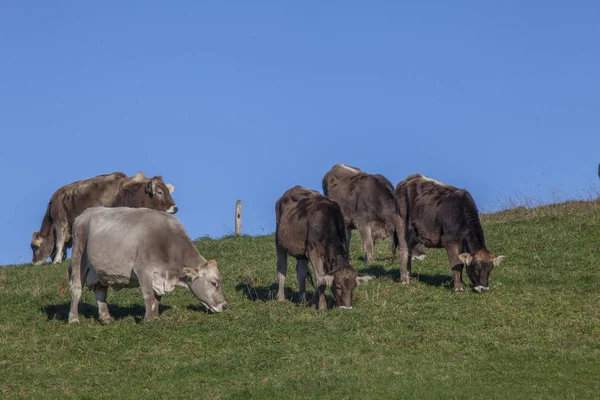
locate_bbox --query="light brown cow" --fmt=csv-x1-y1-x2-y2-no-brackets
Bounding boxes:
31,171,177,267
67,207,226,324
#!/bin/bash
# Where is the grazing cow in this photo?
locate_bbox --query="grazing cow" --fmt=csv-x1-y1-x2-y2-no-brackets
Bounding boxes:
67,207,227,324
31,171,177,266
322,164,409,281
395,174,505,292
275,186,372,311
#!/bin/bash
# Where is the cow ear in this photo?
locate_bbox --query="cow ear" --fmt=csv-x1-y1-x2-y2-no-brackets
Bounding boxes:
322,275,334,288
206,259,217,268
493,255,505,267
356,274,372,285
146,180,156,196
183,267,199,278
458,253,473,266
166,183,175,193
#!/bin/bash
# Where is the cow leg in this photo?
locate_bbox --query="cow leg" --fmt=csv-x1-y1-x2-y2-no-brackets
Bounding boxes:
53,224,68,264
276,246,288,302
296,259,310,303
153,295,162,318
68,261,84,324
308,256,328,311
444,241,464,292
94,285,113,325
358,224,374,262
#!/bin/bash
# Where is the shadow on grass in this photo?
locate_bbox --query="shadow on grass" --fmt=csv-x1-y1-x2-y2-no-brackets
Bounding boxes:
357,264,453,289
43,302,172,323
234,281,334,307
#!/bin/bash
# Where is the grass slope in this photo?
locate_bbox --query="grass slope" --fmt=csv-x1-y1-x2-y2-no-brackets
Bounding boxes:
1,199,599,399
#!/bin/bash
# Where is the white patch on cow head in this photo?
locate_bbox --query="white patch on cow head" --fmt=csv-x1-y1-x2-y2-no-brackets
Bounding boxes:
356,274,372,285
166,183,175,193
458,253,473,266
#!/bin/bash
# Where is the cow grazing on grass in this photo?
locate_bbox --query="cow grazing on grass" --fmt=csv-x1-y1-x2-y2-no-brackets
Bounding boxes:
31,171,177,266
275,186,372,310
67,207,227,324
322,164,409,281
395,174,505,292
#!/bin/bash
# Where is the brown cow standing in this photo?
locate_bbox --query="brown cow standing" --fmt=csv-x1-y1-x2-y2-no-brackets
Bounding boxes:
322,164,410,282
31,171,177,266
275,186,372,310
395,174,505,292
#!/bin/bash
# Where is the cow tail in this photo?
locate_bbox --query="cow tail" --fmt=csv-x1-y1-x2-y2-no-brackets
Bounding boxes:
393,193,410,283
57,268,70,296
306,268,316,290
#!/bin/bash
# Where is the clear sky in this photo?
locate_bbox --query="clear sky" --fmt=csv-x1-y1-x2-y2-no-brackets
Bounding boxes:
1,1,598,265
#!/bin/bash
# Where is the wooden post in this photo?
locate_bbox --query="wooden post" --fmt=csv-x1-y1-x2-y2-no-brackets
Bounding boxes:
235,200,242,235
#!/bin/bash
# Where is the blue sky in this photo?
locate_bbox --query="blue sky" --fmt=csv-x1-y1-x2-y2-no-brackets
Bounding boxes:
1,1,598,265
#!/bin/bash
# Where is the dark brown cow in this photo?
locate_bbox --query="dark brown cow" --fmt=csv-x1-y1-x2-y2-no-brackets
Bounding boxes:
275,185,372,310
395,174,505,292
31,171,177,266
322,164,409,282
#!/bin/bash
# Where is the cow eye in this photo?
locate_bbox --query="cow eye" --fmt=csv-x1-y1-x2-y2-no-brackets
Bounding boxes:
157,190,163,195
211,281,218,287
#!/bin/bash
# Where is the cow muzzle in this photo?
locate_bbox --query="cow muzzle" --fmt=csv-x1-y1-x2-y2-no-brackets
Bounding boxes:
473,286,489,293
204,301,227,313
166,205,178,214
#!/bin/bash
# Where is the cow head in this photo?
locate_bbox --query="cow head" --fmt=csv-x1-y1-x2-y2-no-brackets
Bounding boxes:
113,176,178,214
458,251,505,293
30,232,55,265
323,265,372,309
145,177,178,214
183,259,227,313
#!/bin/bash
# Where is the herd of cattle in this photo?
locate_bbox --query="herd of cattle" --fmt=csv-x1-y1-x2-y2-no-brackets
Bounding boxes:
30,164,504,323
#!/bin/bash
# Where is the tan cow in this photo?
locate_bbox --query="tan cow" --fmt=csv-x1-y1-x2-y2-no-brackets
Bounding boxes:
67,207,226,324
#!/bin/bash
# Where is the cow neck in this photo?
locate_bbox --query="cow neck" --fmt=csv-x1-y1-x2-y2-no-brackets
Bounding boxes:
38,202,54,237
461,192,487,254
323,251,348,273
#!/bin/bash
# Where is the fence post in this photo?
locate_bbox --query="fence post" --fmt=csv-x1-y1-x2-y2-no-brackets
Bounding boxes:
235,200,242,235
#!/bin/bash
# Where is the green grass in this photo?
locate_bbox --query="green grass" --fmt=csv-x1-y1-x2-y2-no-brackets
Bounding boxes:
1,198,599,399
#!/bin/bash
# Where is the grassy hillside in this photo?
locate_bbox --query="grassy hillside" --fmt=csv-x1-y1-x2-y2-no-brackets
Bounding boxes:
1,198,599,399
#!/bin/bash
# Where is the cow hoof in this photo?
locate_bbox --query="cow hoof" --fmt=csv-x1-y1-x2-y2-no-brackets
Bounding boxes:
454,287,464,292
99,317,113,325
68,318,80,324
